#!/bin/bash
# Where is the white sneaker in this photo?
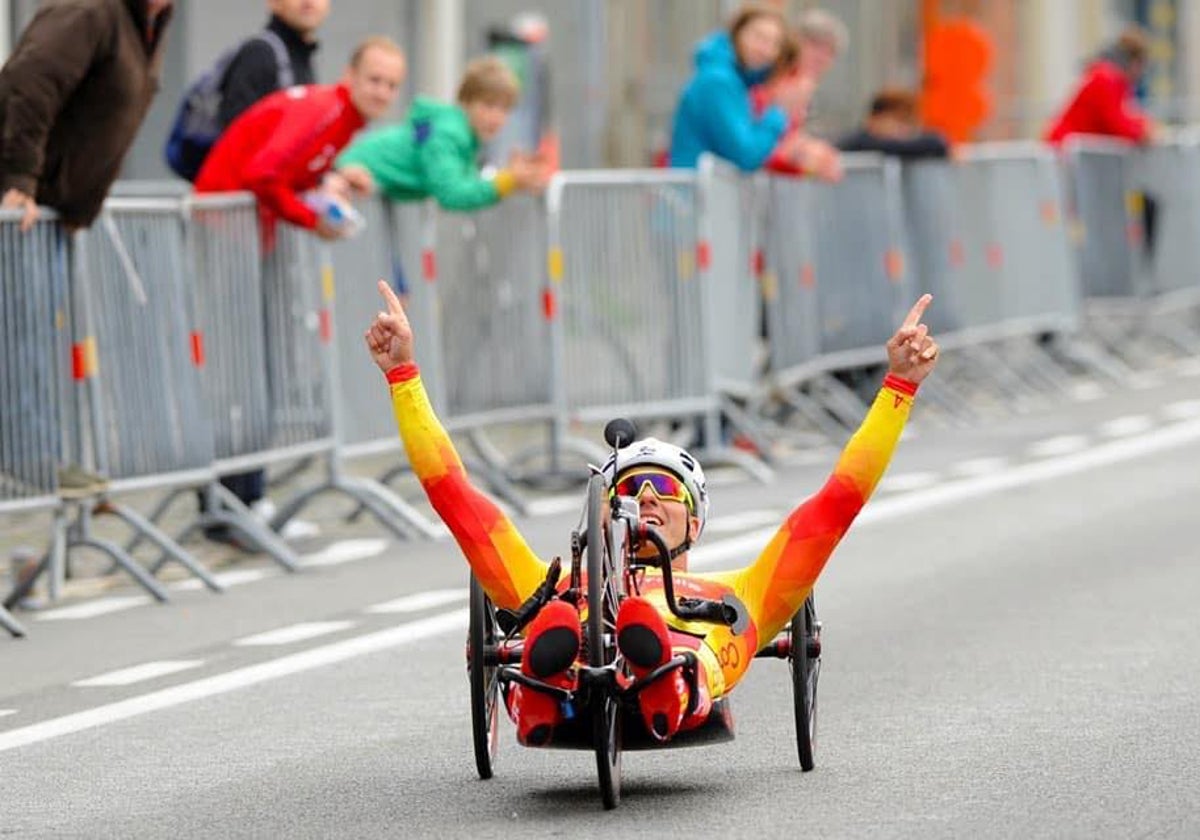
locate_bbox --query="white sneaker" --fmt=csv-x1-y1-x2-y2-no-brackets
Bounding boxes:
249,498,320,540
279,518,321,540
249,498,278,523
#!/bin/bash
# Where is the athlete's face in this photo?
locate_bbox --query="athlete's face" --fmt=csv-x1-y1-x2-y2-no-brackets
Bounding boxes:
346,46,406,121
615,470,700,562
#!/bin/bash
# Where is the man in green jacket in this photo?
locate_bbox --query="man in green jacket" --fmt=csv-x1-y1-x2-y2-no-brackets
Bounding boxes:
335,55,547,212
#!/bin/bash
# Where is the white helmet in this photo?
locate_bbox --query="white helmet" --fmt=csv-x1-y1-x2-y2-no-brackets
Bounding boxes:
602,437,710,539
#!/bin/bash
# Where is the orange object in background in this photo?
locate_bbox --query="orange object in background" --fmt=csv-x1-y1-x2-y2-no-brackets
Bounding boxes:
921,16,993,143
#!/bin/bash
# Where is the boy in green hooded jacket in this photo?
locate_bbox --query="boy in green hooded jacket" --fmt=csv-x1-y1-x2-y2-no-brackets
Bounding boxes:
336,55,547,212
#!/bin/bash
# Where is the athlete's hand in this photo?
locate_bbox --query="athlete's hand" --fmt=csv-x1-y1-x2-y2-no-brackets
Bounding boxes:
886,294,940,384
365,279,414,372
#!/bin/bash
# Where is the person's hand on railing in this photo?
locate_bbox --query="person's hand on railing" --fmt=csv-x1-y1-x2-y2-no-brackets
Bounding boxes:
804,138,843,183
365,278,415,373
2,188,40,232
337,164,375,197
508,150,550,195
886,294,940,384
771,72,816,121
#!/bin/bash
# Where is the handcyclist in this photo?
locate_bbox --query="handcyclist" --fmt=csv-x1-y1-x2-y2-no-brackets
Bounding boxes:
366,281,939,746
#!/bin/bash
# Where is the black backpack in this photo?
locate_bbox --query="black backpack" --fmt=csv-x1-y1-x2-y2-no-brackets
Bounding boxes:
164,31,295,181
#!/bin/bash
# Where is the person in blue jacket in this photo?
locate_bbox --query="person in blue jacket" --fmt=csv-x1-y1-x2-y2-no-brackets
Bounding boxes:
669,2,806,171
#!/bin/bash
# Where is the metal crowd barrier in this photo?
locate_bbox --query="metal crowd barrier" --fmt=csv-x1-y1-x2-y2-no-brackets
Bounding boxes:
325,196,533,511
10,138,1200,622
1,212,64,516
1062,136,1200,359
236,211,440,540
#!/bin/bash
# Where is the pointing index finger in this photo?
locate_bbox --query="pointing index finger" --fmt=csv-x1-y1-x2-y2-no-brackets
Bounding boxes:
902,294,933,329
377,279,404,316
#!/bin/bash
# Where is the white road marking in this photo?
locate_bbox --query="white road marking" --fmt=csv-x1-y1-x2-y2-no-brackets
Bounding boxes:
1173,357,1200,377
876,471,939,493
35,596,152,622
526,495,583,518
233,621,356,647
703,510,782,535
949,456,1008,477
170,568,273,592
1130,372,1163,390
0,609,468,754
1027,435,1089,458
1163,399,1200,421
0,710,16,718
1098,414,1154,438
299,539,388,569
1070,382,1106,402
690,416,1200,570
72,661,205,688
365,589,468,614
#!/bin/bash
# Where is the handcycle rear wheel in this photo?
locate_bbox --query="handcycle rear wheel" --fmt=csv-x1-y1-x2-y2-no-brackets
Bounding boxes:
790,594,820,771
468,573,501,780
586,475,622,810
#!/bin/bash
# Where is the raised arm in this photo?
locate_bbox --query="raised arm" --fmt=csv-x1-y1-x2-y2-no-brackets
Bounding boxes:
729,295,940,641
365,280,549,610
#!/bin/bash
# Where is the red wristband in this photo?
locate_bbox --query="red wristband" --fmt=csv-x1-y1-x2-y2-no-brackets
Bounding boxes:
385,362,419,384
882,373,918,397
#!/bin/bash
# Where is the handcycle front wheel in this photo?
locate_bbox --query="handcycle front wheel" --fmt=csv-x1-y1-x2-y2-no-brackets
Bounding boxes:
790,594,820,772
586,475,622,810
468,573,501,780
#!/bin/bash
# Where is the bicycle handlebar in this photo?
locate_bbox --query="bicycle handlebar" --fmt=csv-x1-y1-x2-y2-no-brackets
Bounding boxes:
495,556,562,637
632,522,748,634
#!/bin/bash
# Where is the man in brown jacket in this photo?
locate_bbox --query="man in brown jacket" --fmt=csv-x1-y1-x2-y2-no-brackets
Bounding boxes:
0,0,173,231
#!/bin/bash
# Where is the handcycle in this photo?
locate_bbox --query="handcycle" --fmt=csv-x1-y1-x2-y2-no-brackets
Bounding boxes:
465,420,822,809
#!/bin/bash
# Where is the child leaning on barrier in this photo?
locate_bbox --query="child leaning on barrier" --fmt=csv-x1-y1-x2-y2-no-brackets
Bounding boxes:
335,56,550,214
366,279,940,748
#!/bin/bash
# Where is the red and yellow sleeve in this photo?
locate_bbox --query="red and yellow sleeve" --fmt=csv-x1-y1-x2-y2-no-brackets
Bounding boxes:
730,374,917,641
388,363,549,610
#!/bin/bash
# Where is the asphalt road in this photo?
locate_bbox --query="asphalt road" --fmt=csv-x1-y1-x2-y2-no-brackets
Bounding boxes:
2,366,1199,839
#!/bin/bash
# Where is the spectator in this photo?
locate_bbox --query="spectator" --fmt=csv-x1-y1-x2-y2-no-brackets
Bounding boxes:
837,87,951,160
668,2,808,171
754,10,848,180
193,36,405,548
0,0,174,233
195,36,405,241
219,0,327,128
1044,24,1160,146
165,0,329,181
0,0,173,499
180,0,330,538
336,56,548,214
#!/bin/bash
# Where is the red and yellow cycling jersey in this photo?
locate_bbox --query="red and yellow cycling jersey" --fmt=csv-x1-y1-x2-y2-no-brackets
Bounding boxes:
388,362,915,697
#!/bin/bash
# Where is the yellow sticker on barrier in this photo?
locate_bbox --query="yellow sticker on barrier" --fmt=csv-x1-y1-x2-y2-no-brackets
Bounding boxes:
321,265,335,302
1125,191,1144,217
761,271,778,302
677,248,694,281
548,247,563,282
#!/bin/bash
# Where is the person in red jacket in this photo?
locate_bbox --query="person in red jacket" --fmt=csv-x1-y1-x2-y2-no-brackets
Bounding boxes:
1044,25,1159,146
751,9,845,181
195,35,406,240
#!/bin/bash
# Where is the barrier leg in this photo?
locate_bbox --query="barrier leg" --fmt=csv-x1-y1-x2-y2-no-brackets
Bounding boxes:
0,603,25,638
207,482,301,572
70,535,170,603
719,395,779,467
123,486,189,555
97,500,223,593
